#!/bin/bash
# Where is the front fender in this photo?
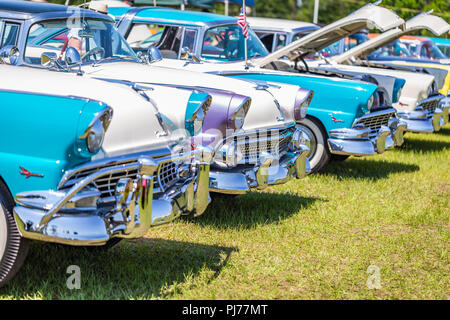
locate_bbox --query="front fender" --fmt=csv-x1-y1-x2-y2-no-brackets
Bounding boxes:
0,90,98,197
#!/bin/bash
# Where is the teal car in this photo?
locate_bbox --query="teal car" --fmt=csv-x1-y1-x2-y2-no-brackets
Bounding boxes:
111,5,407,173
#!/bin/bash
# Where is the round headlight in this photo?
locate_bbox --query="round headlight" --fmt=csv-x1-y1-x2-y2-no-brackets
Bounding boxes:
396,88,402,102
86,119,106,153
233,107,246,130
193,106,205,135
367,95,374,110
229,98,251,131
294,90,313,121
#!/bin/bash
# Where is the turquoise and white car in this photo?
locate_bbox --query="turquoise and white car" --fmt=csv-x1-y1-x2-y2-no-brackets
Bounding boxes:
110,3,407,172
0,64,213,287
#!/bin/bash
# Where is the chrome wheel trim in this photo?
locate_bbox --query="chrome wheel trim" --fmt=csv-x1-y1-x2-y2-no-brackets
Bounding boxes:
0,205,7,261
296,124,317,160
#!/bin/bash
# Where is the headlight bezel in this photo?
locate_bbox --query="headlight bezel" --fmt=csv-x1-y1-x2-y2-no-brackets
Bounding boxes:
294,89,314,121
229,97,251,131
186,95,212,136
78,107,113,156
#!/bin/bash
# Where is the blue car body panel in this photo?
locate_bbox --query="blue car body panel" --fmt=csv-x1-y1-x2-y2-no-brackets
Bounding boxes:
0,90,104,197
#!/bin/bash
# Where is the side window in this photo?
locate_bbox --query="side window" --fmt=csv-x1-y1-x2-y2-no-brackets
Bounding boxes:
256,32,274,52
275,33,287,51
181,28,197,55
126,23,182,59
1,22,20,47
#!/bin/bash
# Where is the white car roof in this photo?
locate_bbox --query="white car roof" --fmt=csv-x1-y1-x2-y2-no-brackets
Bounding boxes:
246,17,318,33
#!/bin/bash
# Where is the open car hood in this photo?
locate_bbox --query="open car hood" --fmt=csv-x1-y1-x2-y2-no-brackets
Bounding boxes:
255,2,404,67
332,11,450,64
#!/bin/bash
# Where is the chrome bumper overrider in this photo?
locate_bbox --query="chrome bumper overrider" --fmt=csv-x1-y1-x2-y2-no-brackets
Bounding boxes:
13,148,213,246
209,146,310,194
327,118,407,156
397,108,446,133
398,94,447,133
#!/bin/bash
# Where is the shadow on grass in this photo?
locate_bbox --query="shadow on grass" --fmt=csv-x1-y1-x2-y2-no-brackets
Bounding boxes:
1,238,236,299
321,158,420,180
402,135,450,153
192,191,320,230
436,127,450,136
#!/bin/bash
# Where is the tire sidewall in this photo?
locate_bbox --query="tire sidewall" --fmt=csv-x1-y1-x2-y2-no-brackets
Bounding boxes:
0,182,29,287
0,204,7,265
297,117,330,173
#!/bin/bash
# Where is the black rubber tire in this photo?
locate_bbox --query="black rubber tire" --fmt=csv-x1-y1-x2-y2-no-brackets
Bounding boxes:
0,180,30,288
330,154,350,162
296,117,331,173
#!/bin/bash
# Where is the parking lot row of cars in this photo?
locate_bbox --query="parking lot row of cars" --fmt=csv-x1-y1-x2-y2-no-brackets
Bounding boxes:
0,0,448,287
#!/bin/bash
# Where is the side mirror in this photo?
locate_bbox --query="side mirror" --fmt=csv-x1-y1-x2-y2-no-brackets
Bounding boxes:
147,46,162,63
41,52,58,67
65,47,81,66
180,47,200,62
0,45,20,65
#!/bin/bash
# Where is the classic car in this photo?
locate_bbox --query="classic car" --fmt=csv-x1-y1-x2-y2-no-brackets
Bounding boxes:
331,11,450,130
111,3,407,172
0,0,312,196
428,37,450,58
248,10,448,133
397,35,448,61
246,17,319,53
0,64,215,287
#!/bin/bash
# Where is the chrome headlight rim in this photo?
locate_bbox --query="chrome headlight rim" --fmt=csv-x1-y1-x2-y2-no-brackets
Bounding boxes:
229,97,251,131
367,94,375,111
186,96,212,136
294,89,314,121
78,107,113,154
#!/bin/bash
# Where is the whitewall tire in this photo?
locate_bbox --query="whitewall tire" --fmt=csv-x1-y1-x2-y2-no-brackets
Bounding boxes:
296,117,331,173
0,181,29,288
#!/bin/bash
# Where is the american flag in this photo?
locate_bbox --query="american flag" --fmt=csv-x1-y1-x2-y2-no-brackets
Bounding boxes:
238,7,249,39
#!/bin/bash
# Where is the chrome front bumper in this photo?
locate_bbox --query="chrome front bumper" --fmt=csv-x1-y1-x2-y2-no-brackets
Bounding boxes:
209,146,310,195
398,94,448,133
327,119,407,156
398,107,446,133
13,149,212,246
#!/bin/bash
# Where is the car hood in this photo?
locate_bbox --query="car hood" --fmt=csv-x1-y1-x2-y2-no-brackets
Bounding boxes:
0,65,181,157
333,12,450,64
308,61,435,111
254,3,405,67
81,61,298,130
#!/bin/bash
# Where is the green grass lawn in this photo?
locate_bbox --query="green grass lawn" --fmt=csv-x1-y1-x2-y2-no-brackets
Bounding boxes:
1,124,449,300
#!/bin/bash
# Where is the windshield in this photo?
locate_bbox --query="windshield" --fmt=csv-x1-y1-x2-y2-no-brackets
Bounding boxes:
406,41,447,59
202,24,269,61
24,19,138,65
368,39,413,58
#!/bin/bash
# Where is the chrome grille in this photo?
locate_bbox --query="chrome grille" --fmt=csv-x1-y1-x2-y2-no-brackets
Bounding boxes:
61,160,180,200
234,127,294,164
155,161,179,191
417,95,444,114
353,110,395,138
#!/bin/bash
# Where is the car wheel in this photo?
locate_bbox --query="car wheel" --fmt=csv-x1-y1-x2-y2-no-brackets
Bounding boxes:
0,181,29,288
296,117,331,173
